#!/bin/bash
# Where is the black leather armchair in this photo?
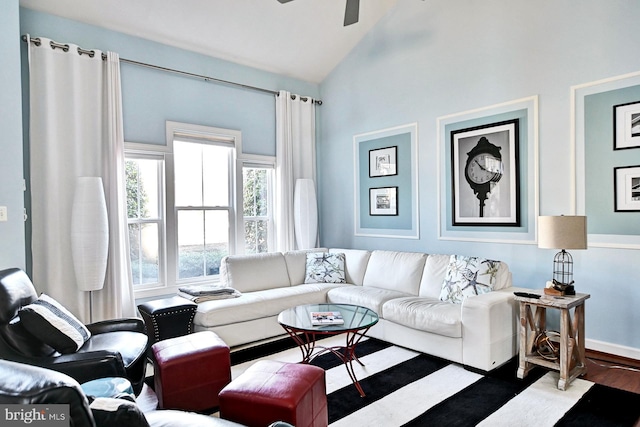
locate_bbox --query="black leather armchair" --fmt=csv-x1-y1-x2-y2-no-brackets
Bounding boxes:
0,268,148,394
0,359,246,427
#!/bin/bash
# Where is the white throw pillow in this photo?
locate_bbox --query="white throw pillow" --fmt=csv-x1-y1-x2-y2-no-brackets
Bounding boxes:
304,252,346,284
439,255,501,304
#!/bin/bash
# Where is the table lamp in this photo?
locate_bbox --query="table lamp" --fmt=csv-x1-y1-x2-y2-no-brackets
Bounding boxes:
538,215,587,291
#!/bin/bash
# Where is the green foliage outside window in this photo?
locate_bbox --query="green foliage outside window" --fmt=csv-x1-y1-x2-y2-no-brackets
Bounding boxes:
243,168,269,253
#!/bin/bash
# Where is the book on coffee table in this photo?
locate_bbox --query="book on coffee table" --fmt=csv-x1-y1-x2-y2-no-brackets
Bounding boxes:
310,311,344,325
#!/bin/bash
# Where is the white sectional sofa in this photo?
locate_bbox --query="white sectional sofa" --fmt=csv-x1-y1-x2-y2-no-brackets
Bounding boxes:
193,248,521,372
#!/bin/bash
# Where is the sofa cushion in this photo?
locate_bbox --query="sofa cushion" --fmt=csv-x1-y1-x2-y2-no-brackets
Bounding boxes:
327,285,410,316
220,252,291,292
382,297,462,338
304,252,346,284
19,293,91,354
418,254,450,298
439,255,501,304
362,250,427,295
283,249,328,285
420,254,512,298
329,248,371,286
195,283,346,327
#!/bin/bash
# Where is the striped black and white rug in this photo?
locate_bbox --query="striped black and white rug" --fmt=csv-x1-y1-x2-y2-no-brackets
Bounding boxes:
229,335,640,426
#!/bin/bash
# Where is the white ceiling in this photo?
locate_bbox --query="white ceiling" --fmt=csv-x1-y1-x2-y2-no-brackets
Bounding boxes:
19,0,401,84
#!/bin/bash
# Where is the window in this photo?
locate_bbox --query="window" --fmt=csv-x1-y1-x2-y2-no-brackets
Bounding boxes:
125,122,275,298
126,155,164,287
243,164,274,254
174,140,233,279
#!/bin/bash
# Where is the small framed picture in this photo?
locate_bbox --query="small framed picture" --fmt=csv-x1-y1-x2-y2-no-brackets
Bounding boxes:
369,187,398,216
614,165,640,212
614,101,640,150
369,146,397,177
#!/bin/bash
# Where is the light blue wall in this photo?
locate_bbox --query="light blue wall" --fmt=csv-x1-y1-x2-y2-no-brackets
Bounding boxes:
14,8,319,271
0,0,26,270
318,0,640,352
584,86,640,234
19,8,319,154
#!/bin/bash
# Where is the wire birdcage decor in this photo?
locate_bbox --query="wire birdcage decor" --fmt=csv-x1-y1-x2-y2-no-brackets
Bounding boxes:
538,216,587,288
552,249,573,286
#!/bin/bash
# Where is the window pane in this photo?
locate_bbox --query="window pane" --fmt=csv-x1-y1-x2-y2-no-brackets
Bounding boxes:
174,141,230,207
243,168,268,217
245,219,269,254
177,210,229,279
126,159,160,219
128,223,159,285
174,141,203,207
242,166,272,254
202,145,230,206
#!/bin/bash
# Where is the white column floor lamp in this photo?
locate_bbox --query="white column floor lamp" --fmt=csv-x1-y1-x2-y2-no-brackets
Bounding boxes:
71,177,109,323
293,178,318,250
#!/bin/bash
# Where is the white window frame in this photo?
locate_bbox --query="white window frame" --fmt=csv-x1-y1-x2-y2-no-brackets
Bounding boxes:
126,121,243,299
237,156,276,254
124,151,166,291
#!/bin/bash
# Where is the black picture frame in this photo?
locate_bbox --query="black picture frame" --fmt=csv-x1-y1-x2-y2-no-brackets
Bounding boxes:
613,101,640,150
614,165,640,212
451,119,520,226
369,187,398,216
369,146,398,177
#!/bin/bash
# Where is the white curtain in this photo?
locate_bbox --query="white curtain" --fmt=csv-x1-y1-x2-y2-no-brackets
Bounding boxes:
28,36,136,321
275,91,317,251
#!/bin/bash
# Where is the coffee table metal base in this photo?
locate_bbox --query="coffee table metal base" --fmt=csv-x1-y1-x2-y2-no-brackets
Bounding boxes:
281,325,372,397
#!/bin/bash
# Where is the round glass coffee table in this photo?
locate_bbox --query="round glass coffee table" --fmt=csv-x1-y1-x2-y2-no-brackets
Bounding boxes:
277,303,379,397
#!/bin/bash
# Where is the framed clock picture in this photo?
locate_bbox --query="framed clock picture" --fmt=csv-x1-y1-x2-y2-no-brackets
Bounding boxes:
451,119,520,226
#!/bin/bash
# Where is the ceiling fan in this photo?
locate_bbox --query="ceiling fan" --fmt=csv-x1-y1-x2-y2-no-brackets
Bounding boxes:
277,0,361,26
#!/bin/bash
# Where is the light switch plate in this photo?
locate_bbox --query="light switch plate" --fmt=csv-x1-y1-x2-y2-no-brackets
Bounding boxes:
0,206,7,222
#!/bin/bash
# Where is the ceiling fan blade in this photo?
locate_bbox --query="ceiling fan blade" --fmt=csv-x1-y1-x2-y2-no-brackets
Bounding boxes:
277,0,295,3
344,0,360,26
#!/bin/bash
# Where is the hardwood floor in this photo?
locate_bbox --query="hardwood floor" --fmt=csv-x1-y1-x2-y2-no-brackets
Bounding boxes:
583,350,640,394
583,350,640,427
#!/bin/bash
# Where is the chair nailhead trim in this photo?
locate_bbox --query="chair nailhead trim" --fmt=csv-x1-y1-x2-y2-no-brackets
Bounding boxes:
147,307,197,341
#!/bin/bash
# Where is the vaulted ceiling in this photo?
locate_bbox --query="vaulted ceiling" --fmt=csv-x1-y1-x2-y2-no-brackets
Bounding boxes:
20,0,401,83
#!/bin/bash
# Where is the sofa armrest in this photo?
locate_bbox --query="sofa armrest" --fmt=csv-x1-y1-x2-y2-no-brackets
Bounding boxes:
87,318,145,334
460,288,521,371
47,350,129,384
0,359,95,427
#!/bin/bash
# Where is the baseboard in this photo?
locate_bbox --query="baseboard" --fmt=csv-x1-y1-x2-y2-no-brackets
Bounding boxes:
586,338,640,362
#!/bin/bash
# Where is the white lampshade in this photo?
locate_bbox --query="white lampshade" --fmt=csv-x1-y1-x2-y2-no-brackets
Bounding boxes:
293,178,318,250
538,216,587,250
71,177,109,292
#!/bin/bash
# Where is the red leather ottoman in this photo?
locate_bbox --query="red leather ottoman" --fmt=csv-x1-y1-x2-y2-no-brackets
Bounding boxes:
219,360,327,427
152,331,230,412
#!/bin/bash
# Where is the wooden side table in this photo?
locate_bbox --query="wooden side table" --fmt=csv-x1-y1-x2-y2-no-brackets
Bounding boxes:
515,291,590,390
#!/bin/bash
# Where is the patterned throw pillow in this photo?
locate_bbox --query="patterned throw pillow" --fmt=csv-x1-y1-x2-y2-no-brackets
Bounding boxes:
19,294,91,354
439,255,501,304
304,252,346,284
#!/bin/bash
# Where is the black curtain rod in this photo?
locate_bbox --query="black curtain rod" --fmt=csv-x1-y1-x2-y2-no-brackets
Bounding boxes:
22,36,322,105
